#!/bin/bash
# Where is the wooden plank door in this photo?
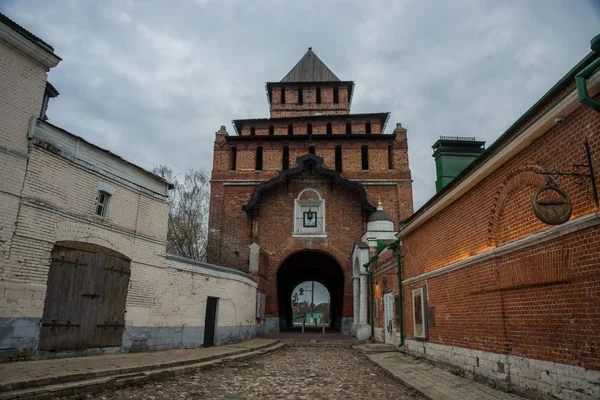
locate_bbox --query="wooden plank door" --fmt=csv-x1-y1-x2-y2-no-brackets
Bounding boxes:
39,247,94,350
39,245,131,351
95,254,130,347
203,297,219,347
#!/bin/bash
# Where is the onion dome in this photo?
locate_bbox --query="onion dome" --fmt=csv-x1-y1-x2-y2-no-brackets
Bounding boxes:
367,201,394,232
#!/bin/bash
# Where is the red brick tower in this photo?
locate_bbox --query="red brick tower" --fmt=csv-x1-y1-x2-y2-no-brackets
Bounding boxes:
208,48,413,333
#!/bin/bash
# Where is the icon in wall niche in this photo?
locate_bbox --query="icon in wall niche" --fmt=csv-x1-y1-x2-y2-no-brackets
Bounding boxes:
531,181,572,225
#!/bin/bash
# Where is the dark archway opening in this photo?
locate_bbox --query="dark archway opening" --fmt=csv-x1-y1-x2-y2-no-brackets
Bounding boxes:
277,251,344,331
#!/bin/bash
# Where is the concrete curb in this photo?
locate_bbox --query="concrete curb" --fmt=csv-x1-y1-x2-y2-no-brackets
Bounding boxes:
0,341,285,399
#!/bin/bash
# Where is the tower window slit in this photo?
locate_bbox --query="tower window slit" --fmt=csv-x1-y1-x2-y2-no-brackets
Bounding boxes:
388,144,394,170
335,145,342,172
346,123,352,135
269,125,274,136
309,145,315,155
256,146,263,171
282,145,289,170
288,124,293,136
307,123,312,135
365,122,372,135
250,127,256,136
361,145,369,170
333,87,339,104
327,123,332,135
316,87,321,104
230,146,237,171
281,88,286,104
298,87,303,105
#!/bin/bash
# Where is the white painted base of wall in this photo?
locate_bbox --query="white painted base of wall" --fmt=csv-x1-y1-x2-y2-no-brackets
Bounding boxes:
355,323,371,340
404,340,600,400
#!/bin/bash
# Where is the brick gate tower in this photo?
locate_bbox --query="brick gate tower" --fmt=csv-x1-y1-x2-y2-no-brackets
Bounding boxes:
207,48,413,336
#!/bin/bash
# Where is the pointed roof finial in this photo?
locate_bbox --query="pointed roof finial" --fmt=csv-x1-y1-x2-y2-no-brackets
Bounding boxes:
308,46,312,51
377,198,383,210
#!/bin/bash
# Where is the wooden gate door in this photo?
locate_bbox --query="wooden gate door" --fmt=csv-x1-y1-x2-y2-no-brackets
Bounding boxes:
203,297,219,347
39,245,131,351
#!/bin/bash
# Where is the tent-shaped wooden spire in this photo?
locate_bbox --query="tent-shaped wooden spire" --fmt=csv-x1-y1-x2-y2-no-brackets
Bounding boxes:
281,47,340,83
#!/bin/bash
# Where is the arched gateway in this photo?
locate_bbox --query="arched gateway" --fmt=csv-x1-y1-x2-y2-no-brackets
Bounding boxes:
277,251,344,330
206,47,413,338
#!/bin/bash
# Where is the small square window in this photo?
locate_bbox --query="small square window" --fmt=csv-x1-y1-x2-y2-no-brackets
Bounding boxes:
96,191,111,217
303,211,317,227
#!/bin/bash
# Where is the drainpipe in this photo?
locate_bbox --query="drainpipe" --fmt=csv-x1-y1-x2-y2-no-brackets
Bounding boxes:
575,34,600,112
389,241,405,349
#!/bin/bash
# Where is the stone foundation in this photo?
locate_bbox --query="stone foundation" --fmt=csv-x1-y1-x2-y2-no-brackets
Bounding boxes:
404,340,600,399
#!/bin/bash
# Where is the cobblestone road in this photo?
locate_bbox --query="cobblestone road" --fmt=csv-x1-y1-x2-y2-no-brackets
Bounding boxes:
63,346,425,399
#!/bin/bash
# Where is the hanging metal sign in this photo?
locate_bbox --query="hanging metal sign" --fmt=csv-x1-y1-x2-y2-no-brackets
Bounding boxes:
531,183,572,225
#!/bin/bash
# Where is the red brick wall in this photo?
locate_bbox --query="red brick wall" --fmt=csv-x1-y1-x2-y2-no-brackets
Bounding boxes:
391,89,600,369
237,117,382,136
208,125,413,319
269,84,351,118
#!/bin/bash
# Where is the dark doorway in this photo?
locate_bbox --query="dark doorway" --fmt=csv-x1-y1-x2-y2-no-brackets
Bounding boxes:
277,251,344,331
39,243,131,351
203,297,219,347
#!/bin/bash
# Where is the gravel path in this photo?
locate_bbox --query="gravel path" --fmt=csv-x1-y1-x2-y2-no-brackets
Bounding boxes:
62,346,425,399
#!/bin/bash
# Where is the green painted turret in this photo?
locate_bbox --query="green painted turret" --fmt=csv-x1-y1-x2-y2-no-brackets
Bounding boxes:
432,136,485,193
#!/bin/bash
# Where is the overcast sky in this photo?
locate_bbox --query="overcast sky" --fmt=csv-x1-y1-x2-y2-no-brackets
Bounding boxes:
2,0,599,209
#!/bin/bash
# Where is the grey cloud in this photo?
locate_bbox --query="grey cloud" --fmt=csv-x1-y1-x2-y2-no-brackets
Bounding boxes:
2,0,599,208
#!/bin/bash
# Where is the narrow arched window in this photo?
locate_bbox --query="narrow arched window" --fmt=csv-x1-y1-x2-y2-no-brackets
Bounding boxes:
250,127,256,136
269,125,274,136
326,123,332,135
365,122,372,135
298,87,303,105
333,87,339,104
361,145,369,170
335,146,342,172
346,122,352,135
307,123,313,135
309,145,315,155
230,146,237,171
282,145,289,170
288,124,293,136
281,87,286,104
316,87,321,104
388,144,394,170
256,146,263,171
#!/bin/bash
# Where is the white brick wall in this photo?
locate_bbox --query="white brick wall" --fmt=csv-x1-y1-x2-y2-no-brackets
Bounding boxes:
0,39,47,152
126,257,257,328
0,22,260,353
0,33,48,294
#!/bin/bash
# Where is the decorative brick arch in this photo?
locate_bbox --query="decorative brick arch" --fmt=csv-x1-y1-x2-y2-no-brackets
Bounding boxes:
487,165,546,247
55,220,135,260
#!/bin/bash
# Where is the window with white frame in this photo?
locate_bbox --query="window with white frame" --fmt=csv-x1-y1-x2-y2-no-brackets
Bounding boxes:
95,191,111,217
95,182,115,218
293,188,326,237
412,287,428,339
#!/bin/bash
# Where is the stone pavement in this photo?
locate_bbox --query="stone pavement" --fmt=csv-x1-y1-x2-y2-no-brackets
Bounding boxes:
57,345,426,399
368,350,524,400
0,338,278,394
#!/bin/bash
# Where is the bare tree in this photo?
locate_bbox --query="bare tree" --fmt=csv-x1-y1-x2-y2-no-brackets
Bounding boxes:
154,165,210,261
